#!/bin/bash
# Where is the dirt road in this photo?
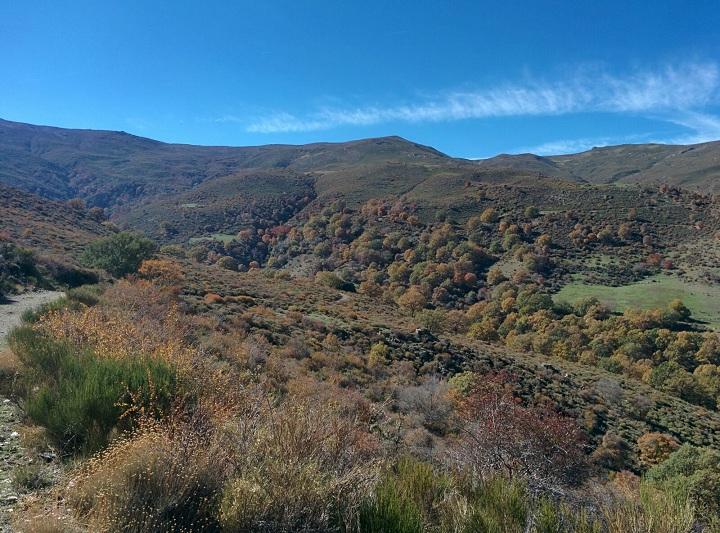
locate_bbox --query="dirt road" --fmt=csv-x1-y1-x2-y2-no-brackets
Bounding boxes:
0,291,64,345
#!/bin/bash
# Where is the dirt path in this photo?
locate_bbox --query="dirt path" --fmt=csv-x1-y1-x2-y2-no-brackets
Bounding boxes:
0,291,63,530
0,291,64,346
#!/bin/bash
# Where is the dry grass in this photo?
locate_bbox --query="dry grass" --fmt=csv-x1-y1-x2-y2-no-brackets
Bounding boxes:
18,424,54,455
37,289,193,373
65,418,228,532
0,347,21,395
603,485,695,533
19,369,382,532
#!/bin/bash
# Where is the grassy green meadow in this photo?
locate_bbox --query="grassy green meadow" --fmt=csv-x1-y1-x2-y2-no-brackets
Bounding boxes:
555,273,720,328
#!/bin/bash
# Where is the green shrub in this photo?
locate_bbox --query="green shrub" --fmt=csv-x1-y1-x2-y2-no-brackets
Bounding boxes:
315,271,355,291
415,309,447,334
39,257,98,287
531,499,601,533
360,461,602,533
645,444,720,517
0,242,42,298
12,463,51,492
524,206,540,219
443,477,528,533
314,241,333,258
368,342,390,367
9,327,177,455
359,458,444,533
0,274,11,299
20,296,76,323
66,285,103,307
216,256,239,271
80,231,157,278
649,362,709,406
603,482,695,533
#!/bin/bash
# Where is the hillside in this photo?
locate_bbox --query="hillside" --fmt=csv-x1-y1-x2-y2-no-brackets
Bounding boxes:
474,152,580,181
0,184,108,295
5,118,720,231
0,118,452,208
117,169,316,242
480,141,720,190
0,184,109,259
178,262,720,457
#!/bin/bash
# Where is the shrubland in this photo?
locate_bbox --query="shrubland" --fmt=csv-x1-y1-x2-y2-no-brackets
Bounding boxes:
1,264,718,531
5,178,720,530
0,221,105,298
180,188,720,411
0,234,97,298
0,238,41,298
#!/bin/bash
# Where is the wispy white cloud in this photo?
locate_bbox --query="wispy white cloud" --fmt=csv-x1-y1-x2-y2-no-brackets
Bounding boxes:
663,111,720,144
505,111,720,157
213,114,244,124
506,132,664,157
244,63,720,134
244,112,330,132
512,137,620,156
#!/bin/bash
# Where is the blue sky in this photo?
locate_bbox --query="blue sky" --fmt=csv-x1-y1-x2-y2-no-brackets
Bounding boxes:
2,1,720,158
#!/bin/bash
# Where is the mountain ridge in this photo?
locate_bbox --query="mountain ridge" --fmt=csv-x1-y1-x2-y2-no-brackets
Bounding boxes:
3,118,720,215
478,140,720,188
0,118,450,207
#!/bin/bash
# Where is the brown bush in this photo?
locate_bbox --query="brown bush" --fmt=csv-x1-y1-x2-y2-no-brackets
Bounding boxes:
204,292,224,304
137,258,183,286
219,391,380,531
450,372,588,490
61,418,230,532
637,432,679,467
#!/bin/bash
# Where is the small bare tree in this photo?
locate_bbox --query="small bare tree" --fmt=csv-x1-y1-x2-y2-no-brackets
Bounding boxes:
449,372,588,492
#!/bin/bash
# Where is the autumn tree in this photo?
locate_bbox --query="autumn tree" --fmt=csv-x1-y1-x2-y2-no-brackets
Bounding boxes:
694,364,720,406
486,266,506,286
637,432,680,466
137,259,183,286
466,214,484,233
87,207,106,222
398,285,427,313
617,223,634,241
66,198,86,210
367,342,390,368
217,256,239,271
591,432,631,471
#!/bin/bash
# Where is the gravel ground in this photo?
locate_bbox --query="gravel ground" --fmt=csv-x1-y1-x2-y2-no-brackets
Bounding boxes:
0,291,63,530
0,401,25,530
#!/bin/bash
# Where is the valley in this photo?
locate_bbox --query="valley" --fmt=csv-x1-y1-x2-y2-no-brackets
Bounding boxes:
2,120,720,531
